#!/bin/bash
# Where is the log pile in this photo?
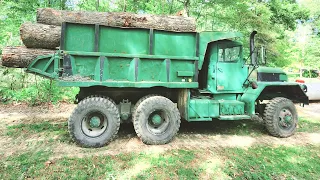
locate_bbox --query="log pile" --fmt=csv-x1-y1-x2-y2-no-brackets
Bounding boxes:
1,8,196,68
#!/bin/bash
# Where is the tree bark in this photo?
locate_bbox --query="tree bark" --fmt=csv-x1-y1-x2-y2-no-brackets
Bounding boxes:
20,22,61,49
37,8,196,32
1,46,55,68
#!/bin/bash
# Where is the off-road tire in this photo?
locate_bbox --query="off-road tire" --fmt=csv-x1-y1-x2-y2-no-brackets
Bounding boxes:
263,97,298,138
80,94,116,105
133,96,181,145
68,96,120,148
131,94,159,118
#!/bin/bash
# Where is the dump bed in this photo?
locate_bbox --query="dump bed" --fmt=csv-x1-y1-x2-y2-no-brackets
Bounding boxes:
27,22,242,88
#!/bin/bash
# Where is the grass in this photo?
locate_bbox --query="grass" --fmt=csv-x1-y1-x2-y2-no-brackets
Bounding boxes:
0,149,199,179
298,118,320,133
223,145,320,179
1,145,319,179
135,150,199,179
1,117,319,179
6,121,70,142
0,150,52,179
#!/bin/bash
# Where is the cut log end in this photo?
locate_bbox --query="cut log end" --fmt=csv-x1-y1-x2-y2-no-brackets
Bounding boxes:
20,22,61,49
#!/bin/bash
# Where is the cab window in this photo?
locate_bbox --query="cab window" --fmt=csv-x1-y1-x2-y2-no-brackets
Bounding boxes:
218,46,241,62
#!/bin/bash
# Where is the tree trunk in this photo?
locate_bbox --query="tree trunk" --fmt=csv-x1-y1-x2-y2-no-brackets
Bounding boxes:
1,46,55,68
96,0,99,11
37,8,196,32
20,22,61,49
61,0,67,10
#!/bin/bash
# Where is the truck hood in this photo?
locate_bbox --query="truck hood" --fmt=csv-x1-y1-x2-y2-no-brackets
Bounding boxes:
256,67,288,82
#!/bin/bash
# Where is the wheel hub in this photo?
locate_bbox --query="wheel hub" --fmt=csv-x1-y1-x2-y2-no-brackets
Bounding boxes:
146,110,170,135
89,116,101,128
284,115,292,123
82,112,108,137
279,108,293,129
151,114,162,126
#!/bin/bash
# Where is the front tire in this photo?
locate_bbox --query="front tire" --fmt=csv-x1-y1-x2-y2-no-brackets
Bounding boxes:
133,96,180,145
264,97,298,138
68,97,120,148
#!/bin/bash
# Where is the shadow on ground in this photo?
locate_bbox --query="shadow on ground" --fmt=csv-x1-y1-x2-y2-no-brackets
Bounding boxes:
117,119,266,139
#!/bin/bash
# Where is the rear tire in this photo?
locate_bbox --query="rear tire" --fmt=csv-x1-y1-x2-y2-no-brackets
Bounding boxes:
131,94,159,118
68,97,120,148
263,97,298,138
133,96,180,145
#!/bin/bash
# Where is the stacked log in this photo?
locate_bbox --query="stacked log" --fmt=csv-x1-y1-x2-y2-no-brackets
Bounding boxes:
1,8,196,68
1,46,55,68
20,22,61,49
36,8,196,32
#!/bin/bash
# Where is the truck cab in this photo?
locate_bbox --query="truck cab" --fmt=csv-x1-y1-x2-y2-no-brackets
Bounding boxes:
200,40,247,93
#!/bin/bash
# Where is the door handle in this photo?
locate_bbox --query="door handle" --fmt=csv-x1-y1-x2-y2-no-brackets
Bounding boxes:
218,68,223,72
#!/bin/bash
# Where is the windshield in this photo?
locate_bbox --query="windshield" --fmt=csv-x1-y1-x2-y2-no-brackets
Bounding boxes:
218,46,241,62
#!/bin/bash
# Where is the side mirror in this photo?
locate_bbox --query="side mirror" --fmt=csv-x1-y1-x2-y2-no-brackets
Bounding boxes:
257,46,266,65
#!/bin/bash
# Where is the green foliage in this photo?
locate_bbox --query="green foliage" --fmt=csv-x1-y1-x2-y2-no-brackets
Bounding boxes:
0,0,37,52
304,36,320,69
0,0,70,52
292,0,320,70
0,68,78,105
267,38,295,67
76,0,112,11
112,0,186,15
269,0,310,30
302,69,319,78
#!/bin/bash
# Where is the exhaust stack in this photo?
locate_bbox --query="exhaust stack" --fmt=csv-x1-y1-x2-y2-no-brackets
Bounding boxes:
250,31,258,65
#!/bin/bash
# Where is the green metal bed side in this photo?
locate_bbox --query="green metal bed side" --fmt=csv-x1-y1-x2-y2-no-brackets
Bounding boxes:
27,22,242,88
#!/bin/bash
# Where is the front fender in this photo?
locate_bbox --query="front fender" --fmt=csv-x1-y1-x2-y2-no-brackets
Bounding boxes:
240,82,309,115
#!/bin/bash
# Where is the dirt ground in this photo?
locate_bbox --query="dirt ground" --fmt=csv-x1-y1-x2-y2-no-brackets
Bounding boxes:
0,101,319,159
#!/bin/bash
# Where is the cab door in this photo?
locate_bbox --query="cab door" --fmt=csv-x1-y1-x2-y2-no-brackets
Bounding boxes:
215,41,247,92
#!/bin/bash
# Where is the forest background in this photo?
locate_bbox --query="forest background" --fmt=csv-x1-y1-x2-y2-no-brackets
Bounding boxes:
0,0,319,104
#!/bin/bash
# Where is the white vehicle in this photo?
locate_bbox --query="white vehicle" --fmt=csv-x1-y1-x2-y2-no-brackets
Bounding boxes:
296,78,320,100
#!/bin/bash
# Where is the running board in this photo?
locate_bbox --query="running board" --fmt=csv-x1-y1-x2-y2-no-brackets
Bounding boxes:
218,115,251,120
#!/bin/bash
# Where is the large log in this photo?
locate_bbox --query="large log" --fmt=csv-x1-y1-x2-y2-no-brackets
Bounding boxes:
1,46,55,68
20,22,61,49
37,8,196,32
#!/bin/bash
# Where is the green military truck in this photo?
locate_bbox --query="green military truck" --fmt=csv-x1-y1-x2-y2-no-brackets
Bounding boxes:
27,22,308,147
